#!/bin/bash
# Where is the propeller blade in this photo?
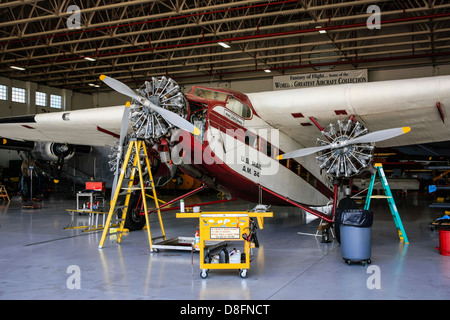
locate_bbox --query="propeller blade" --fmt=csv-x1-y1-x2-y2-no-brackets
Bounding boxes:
119,102,131,146
278,127,411,160
148,103,201,136
100,75,141,101
111,102,131,201
347,127,410,145
277,145,332,160
100,75,200,136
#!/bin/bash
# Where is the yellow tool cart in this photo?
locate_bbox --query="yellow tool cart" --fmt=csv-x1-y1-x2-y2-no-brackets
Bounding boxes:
177,210,273,278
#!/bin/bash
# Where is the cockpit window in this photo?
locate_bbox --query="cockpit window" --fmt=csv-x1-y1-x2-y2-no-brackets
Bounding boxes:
192,87,228,102
226,96,252,119
192,86,253,119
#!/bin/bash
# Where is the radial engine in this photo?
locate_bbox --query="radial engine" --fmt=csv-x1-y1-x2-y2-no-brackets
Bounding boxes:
315,119,374,178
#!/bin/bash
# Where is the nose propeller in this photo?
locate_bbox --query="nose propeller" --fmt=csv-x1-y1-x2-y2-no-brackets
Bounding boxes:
100,75,200,136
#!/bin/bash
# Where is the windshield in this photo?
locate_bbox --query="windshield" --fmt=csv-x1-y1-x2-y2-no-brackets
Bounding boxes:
192,87,228,102
192,87,252,119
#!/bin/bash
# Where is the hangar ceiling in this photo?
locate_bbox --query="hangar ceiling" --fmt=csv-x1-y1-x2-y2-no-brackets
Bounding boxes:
1,0,450,92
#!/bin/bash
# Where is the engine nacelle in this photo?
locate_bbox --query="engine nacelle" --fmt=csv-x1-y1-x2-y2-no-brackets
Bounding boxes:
31,142,75,162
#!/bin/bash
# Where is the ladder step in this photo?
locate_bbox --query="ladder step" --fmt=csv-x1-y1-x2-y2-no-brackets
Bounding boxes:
370,195,392,199
121,187,153,191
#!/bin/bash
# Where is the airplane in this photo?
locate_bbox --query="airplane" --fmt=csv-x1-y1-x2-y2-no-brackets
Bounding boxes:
0,138,93,182
0,73,448,231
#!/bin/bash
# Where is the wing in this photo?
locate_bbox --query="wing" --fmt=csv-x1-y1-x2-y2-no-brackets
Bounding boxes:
0,105,125,147
248,75,450,149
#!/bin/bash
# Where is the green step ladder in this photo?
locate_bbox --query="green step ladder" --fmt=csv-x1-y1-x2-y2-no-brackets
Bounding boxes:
364,163,409,244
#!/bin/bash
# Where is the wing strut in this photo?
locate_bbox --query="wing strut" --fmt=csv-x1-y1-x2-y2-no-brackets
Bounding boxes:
258,185,336,223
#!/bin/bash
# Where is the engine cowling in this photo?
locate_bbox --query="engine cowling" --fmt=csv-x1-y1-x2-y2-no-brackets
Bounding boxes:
31,142,76,162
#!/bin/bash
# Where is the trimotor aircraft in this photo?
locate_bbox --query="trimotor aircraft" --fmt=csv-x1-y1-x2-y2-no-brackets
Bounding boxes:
0,74,448,228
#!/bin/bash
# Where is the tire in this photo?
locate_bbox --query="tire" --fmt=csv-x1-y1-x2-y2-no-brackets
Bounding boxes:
124,191,146,231
200,270,208,279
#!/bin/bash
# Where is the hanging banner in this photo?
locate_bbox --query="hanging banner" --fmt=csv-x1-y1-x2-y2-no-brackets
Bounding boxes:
273,69,368,90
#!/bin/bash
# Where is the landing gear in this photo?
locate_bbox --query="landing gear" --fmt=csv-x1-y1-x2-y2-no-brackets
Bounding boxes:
124,191,146,231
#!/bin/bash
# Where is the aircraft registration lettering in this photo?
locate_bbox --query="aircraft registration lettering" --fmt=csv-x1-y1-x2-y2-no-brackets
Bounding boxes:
241,156,249,164
241,156,261,178
252,161,261,170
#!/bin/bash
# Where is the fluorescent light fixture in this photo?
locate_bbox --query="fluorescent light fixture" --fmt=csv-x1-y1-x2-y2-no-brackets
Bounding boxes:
84,57,96,62
218,42,230,48
264,69,272,73
10,66,26,71
89,83,100,88
316,26,327,34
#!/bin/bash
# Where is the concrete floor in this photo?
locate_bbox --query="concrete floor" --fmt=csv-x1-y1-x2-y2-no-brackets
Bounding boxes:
0,191,449,301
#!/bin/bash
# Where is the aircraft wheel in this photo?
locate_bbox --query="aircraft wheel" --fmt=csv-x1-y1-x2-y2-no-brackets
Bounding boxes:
124,191,146,231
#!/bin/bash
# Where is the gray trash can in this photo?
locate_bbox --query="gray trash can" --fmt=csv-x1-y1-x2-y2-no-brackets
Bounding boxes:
339,209,373,266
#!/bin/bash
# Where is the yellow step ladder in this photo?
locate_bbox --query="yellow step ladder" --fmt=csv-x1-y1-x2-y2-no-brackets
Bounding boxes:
98,139,166,252
0,185,10,202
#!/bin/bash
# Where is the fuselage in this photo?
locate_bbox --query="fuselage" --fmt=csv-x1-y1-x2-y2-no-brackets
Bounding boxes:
168,86,335,206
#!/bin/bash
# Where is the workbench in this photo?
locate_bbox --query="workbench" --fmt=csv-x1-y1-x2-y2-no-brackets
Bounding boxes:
64,190,108,232
176,210,273,278
64,209,116,232
76,191,106,214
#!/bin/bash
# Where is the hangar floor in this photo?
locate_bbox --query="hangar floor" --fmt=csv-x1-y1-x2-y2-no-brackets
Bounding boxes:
0,191,448,300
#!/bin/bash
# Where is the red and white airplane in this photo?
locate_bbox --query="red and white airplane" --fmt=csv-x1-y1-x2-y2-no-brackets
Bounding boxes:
0,74,448,223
